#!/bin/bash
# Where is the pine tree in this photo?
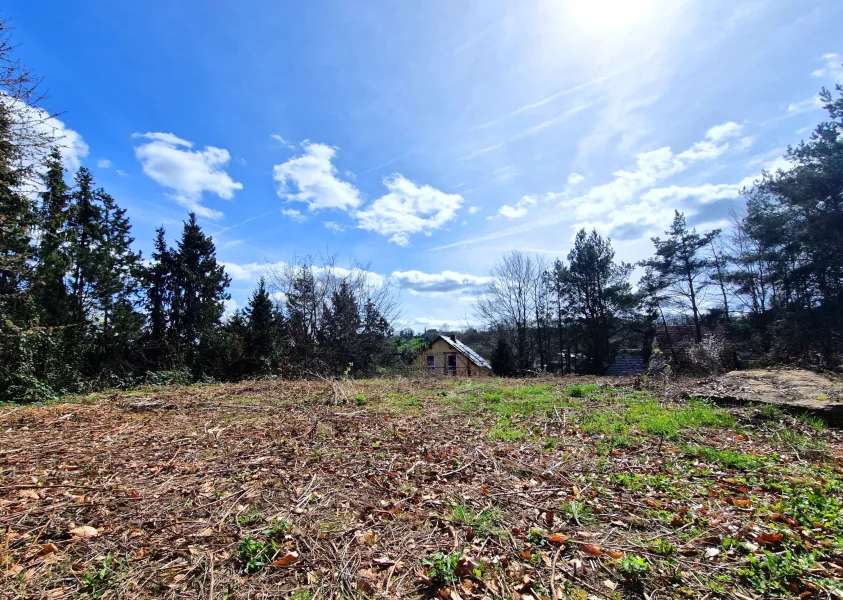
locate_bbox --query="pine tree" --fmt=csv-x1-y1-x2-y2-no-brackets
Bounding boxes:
170,213,231,374
357,298,394,375
566,229,636,374
641,211,719,343
33,149,71,326
491,337,516,377
144,227,173,365
320,282,360,374
0,105,35,300
244,277,276,373
66,167,102,329
93,190,143,373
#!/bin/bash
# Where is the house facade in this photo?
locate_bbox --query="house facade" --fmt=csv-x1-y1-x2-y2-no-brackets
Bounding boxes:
416,334,492,377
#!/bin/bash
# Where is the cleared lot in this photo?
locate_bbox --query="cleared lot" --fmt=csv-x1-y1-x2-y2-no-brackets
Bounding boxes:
1,377,842,599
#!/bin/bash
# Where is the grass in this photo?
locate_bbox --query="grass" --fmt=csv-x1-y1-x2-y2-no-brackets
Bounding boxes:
3,375,840,599
447,502,503,534
688,445,770,470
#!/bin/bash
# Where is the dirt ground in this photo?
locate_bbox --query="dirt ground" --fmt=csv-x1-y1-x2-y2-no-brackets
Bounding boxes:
687,369,843,423
1,377,842,599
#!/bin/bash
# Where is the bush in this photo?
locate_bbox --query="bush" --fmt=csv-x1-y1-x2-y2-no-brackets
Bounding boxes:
145,369,193,387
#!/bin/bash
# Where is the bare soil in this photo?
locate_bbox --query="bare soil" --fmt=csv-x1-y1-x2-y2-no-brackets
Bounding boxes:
1,377,842,599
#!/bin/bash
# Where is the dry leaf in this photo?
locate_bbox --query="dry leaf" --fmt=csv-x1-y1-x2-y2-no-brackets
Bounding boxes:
603,579,618,590
606,549,624,559
270,551,299,566
729,498,752,508
705,547,720,558
69,525,99,538
456,556,479,578
37,543,59,557
756,532,784,546
548,532,569,547
581,544,603,557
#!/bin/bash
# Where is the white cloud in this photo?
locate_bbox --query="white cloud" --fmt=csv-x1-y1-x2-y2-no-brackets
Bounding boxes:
273,142,362,212
642,183,742,205
324,221,344,232
271,134,295,149
788,95,823,115
736,137,754,151
433,121,751,251
392,269,491,296
135,132,192,147
281,208,307,222
96,158,112,169
567,172,585,185
3,96,90,174
401,316,481,332
458,142,504,161
705,121,742,142
495,195,536,220
812,53,843,84
133,132,242,219
678,140,729,161
356,174,463,246
116,169,128,177
467,205,482,214
221,262,265,281
223,298,239,317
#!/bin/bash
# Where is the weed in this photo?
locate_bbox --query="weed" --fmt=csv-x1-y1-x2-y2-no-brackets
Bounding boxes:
291,592,313,600
422,551,460,586
567,384,596,398
486,417,528,441
237,535,279,573
262,519,291,537
236,506,265,527
758,404,785,420
798,413,826,431
741,550,805,594
617,555,650,580
447,503,502,535
355,393,368,405
650,538,675,557
690,445,767,470
560,500,594,525
82,553,120,598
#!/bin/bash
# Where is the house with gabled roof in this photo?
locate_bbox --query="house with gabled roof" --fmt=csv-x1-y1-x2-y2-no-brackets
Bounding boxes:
415,334,492,377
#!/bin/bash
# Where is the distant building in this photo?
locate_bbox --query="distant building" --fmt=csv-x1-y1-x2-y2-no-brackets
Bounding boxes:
416,334,492,377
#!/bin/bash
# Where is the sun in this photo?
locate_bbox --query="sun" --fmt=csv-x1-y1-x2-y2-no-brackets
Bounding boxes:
563,0,660,33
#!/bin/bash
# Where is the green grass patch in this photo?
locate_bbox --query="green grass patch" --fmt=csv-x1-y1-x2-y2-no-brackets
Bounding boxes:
688,445,769,470
447,503,503,535
486,417,529,441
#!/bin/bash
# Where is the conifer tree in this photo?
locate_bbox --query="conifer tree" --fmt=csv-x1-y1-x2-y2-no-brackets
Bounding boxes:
320,282,360,374
641,211,719,343
170,213,230,374
66,167,102,329
33,149,71,326
565,229,636,374
244,276,276,373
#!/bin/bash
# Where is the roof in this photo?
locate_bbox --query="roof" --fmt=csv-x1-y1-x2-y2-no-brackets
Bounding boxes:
436,335,492,370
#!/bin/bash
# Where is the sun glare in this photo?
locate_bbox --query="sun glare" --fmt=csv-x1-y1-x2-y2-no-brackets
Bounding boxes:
564,0,659,33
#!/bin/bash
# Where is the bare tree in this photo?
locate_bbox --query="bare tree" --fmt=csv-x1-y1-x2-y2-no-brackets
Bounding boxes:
475,250,544,371
0,19,60,182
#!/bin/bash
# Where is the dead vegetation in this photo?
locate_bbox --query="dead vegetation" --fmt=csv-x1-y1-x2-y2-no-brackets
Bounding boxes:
1,377,842,599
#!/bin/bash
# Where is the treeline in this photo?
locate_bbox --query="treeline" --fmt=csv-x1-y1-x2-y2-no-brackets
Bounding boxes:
0,23,398,402
477,82,843,375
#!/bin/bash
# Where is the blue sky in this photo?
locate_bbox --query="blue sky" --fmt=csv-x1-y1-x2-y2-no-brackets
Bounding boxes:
9,0,843,329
